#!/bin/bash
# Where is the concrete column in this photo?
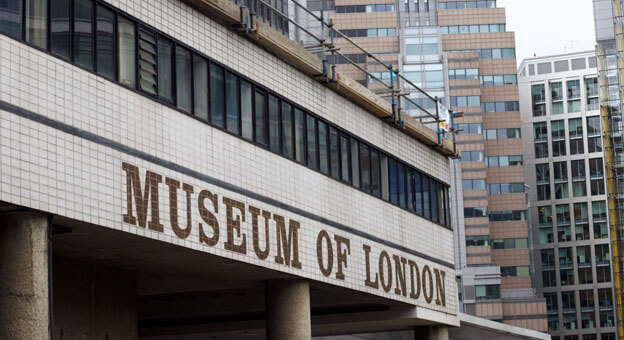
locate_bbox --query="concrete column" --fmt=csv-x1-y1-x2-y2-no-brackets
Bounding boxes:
265,279,311,340
0,212,50,340
414,325,449,340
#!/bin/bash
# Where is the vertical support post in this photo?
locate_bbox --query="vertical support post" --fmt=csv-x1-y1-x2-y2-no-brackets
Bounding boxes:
395,68,403,127
436,96,441,146
265,279,311,340
0,212,50,340
329,19,336,83
414,325,449,340
389,64,396,121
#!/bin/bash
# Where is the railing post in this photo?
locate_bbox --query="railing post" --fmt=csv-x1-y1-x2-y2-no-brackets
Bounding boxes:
329,19,336,82
389,64,396,122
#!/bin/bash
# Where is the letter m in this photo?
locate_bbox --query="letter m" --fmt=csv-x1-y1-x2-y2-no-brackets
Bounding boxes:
273,214,302,269
122,162,163,231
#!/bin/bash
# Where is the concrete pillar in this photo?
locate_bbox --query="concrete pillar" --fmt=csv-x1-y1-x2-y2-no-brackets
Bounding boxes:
414,325,449,340
0,212,50,340
265,279,311,340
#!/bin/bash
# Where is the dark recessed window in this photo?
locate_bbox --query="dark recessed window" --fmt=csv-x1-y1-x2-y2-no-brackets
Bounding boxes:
225,72,239,134
254,90,267,146
96,5,115,79
268,95,280,152
423,176,430,219
371,149,380,196
306,114,317,169
240,80,253,141
157,37,174,102
430,180,438,222
318,121,329,175
74,0,93,69
329,127,340,179
340,135,350,183
51,0,70,57
414,173,423,215
398,162,406,208
360,143,370,192
389,158,398,204
176,46,192,112
351,139,359,187
209,63,224,126
0,0,23,39
26,0,47,48
281,102,293,158
192,54,208,119
117,15,135,87
407,170,414,211
294,109,305,163
380,154,389,200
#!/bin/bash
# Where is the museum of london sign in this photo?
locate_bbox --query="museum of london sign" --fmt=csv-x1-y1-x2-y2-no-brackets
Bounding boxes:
121,162,450,311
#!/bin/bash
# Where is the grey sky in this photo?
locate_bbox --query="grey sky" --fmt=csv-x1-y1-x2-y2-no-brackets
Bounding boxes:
498,0,596,65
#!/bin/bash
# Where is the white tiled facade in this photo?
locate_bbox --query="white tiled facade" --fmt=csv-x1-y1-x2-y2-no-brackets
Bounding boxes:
0,0,458,325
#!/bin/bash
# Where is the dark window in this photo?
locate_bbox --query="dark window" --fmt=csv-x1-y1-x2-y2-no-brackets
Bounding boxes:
318,121,328,174
597,265,611,283
351,139,359,187
267,95,280,152
51,0,71,58
329,127,340,179
380,154,389,200
430,180,438,222
26,0,47,48
370,149,380,196
192,54,208,119
74,0,93,69
96,5,115,79
423,176,430,219
414,172,423,215
225,72,239,134
306,114,317,169
117,15,135,87
389,158,398,204
176,47,192,112
209,63,224,125
138,28,157,95
407,169,414,211
240,80,253,141
341,135,350,183
0,0,23,39
281,102,293,158
360,143,370,192
254,90,267,146
398,162,406,207
156,37,174,102
294,109,305,163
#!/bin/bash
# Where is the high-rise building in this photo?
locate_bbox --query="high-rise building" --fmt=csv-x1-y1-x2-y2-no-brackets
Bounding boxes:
593,1,624,340
322,0,547,331
519,51,617,340
435,1,546,331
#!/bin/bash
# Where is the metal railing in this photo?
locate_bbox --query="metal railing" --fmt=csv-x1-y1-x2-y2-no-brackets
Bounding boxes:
232,0,451,143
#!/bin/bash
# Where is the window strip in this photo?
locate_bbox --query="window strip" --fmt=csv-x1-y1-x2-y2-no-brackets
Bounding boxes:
0,0,451,228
